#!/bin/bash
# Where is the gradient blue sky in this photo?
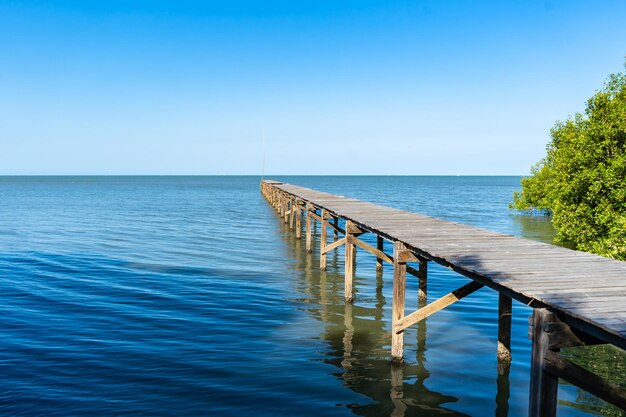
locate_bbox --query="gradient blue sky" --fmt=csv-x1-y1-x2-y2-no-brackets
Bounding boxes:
1,1,625,175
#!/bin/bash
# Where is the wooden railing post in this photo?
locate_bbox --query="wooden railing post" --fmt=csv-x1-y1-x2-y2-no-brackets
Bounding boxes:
391,241,407,364
529,308,558,417
344,220,355,303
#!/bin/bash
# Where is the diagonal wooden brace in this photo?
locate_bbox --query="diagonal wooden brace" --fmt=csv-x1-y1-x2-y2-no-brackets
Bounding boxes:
321,237,346,255
394,280,483,333
347,235,393,264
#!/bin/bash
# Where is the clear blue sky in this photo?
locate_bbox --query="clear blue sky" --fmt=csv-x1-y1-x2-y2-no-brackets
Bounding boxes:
1,1,624,175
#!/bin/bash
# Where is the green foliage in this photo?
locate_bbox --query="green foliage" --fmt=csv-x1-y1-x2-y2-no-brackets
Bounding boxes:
511,64,626,260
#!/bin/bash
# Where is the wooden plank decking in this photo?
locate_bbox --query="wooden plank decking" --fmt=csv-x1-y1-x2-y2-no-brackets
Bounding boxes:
270,181,626,349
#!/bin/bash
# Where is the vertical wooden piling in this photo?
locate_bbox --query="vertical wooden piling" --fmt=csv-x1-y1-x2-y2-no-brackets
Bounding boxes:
528,308,558,417
320,209,328,270
305,203,312,253
498,294,512,374
391,241,407,364
289,197,295,229
376,236,384,271
295,201,301,238
418,259,427,304
333,217,339,241
344,220,355,303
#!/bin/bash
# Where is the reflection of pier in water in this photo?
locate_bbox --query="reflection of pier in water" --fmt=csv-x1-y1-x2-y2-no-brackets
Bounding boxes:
280,223,476,416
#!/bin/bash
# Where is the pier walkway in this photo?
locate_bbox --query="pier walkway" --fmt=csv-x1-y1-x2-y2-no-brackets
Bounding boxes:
261,179,625,416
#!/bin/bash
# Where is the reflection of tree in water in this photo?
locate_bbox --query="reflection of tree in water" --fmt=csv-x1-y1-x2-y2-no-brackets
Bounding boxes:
510,213,557,244
280,224,470,417
559,345,626,417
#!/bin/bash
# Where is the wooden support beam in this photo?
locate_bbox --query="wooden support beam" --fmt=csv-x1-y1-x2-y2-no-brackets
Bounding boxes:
289,198,295,229
321,237,346,255
376,236,384,271
320,209,328,270
394,280,483,333
528,309,559,417
391,241,407,364
333,217,339,241
347,235,393,265
498,294,512,374
305,203,312,253
344,220,355,303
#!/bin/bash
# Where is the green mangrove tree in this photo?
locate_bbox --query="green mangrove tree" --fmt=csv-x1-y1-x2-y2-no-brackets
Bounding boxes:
511,64,626,260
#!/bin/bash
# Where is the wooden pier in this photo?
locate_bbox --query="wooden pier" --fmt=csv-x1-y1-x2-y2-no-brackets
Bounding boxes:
260,179,626,416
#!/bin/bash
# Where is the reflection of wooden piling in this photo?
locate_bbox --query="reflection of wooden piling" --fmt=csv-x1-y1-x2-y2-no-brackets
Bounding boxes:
391,241,407,364
390,365,407,417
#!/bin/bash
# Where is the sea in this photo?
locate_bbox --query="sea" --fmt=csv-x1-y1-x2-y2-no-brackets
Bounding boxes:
0,176,623,416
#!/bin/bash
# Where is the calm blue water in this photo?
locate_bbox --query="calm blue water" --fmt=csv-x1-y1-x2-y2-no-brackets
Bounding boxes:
0,176,621,416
